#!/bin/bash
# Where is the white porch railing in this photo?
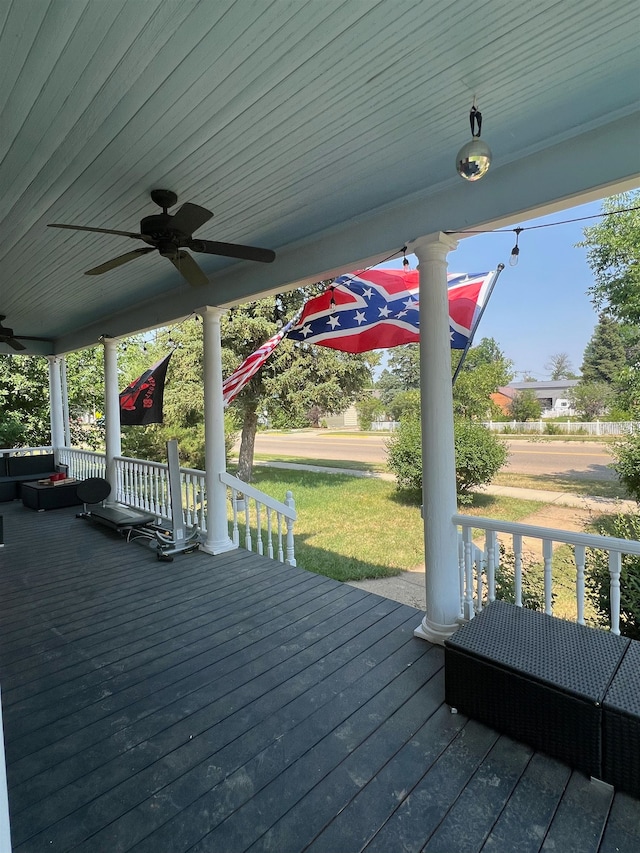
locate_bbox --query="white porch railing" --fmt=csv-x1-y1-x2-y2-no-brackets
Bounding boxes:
454,513,640,635
220,471,296,566
58,447,106,480
58,449,296,564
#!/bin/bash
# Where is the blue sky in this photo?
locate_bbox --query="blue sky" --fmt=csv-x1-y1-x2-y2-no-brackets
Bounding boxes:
379,198,614,380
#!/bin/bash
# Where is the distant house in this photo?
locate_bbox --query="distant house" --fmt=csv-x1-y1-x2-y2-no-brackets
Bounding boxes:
492,380,579,417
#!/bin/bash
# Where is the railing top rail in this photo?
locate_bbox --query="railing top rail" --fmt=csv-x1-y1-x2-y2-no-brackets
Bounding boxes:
114,456,205,479
63,448,105,459
115,455,166,471
1,446,53,455
454,513,640,555
220,470,297,520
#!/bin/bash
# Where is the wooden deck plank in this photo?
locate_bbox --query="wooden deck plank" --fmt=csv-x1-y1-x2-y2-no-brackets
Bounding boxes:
0,500,638,853
420,735,534,853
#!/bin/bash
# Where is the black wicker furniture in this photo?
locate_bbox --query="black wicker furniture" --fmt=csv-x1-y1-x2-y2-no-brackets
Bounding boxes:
21,480,83,511
444,600,630,780
0,453,63,501
602,639,640,798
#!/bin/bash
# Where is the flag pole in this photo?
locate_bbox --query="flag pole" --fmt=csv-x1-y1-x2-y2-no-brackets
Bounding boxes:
451,263,505,386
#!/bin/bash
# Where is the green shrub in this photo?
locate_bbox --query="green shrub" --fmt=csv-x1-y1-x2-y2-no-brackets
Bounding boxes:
544,422,562,435
494,543,548,611
454,419,509,504
585,512,640,639
355,396,384,431
386,416,509,502
385,416,422,492
610,432,640,503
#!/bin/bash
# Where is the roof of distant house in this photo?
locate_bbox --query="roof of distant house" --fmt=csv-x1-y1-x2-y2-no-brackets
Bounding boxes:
510,380,580,391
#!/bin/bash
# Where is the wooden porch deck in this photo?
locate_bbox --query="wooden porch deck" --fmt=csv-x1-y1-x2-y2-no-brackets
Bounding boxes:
0,500,638,852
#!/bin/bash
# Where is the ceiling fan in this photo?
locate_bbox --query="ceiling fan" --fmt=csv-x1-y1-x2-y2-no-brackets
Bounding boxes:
0,316,52,351
48,189,276,287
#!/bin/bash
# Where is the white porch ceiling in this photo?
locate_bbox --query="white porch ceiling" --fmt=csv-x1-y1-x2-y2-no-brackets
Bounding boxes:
0,0,638,355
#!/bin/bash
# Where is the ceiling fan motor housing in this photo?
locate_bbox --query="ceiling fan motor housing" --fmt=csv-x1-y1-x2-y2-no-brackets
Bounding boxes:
140,213,186,258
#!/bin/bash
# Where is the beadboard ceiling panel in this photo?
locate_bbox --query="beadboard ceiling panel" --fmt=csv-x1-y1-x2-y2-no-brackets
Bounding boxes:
0,0,637,354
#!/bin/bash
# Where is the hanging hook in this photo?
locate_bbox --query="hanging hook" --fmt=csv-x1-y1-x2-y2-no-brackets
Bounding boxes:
469,105,482,138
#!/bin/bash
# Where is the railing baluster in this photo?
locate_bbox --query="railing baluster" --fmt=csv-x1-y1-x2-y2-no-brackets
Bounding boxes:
486,530,497,603
513,534,523,607
231,490,240,547
457,530,465,620
244,499,252,552
285,492,296,566
256,501,263,555
277,513,284,562
609,551,622,636
575,544,586,624
267,512,274,560
543,539,554,615
462,526,475,620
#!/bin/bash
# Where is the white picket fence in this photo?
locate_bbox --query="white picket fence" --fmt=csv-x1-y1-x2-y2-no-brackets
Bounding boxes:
483,420,639,436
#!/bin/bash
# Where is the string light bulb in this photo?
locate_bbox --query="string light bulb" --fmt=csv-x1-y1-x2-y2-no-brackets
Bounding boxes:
456,103,492,182
509,227,523,266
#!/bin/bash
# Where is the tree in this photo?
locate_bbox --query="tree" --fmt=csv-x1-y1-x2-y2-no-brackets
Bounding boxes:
581,314,627,385
386,345,420,389
452,337,514,421
568,382,612,420
221,292,378,482
579,191,640,325
0,354,49,446
375,368,404,408
507,389,542,422
545,352,576,380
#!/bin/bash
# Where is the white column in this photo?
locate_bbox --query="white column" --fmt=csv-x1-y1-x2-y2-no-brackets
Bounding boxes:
47,356,65,454
410,232,461,645
60,356,71,447
102,336,122,499
200,307,236,554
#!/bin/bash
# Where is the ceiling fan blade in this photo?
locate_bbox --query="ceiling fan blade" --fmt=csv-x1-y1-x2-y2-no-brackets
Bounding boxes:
170,203,213,236
85,247,155,275
189,239,276,263
6,338,26,351
168,250,209,287
48,223,143,240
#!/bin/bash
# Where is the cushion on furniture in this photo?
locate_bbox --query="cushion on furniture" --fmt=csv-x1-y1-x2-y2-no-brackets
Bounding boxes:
7,454,56,477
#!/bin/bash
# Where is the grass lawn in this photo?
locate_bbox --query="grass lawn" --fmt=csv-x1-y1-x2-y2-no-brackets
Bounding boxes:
240,467,544,582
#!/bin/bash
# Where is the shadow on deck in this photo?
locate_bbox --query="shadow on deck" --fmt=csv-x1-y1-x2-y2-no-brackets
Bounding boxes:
0,500,638,852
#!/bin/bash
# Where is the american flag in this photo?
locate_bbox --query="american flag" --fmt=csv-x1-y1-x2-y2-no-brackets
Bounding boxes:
287,268,496,353
222,316,298,407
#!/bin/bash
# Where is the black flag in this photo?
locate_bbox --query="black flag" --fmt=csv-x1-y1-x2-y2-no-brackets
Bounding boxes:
119,353,172,425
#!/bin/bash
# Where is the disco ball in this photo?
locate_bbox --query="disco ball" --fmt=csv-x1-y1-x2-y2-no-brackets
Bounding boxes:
455,138,492,181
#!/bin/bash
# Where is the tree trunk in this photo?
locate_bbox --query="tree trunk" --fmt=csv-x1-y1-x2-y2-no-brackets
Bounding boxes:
237,404,259,483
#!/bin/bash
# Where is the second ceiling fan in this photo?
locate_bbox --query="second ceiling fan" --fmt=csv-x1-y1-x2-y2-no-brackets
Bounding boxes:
48,189,276,287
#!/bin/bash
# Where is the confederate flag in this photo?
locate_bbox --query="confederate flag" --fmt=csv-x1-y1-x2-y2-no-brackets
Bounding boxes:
286,268,497,353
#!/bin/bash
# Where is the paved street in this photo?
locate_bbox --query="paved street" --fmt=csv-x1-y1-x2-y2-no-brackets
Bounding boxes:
244,431,616,481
